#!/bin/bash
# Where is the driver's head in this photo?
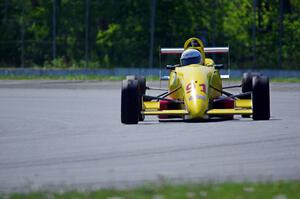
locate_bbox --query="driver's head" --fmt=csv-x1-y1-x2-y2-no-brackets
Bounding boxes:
180,49,203,66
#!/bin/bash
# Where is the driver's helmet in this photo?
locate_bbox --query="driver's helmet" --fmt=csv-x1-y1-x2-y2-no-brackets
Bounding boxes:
180,49,203,66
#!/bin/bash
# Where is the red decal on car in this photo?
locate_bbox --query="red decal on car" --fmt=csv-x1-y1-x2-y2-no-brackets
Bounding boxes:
199,84,206,93
186,83,192,93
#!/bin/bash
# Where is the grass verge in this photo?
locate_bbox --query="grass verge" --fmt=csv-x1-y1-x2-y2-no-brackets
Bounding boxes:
0,74,125,81
2,181,300,199
224,77,300,83
269,77,300,83
0,74,299,82
0,75,161,81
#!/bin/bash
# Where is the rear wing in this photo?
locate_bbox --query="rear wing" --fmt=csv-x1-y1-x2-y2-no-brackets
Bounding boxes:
159,47,230,79
160,47,229,54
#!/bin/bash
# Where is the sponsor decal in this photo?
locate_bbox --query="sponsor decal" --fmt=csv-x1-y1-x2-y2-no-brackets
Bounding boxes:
188,95,206,101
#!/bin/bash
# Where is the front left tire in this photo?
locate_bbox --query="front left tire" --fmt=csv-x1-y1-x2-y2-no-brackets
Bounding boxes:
121,79,140,124
126,75,146,121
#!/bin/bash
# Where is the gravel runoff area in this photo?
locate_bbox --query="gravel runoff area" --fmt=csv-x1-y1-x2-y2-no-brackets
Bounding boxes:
0,80,300,192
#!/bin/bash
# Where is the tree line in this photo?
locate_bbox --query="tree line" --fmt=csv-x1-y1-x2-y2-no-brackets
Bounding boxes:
0,0,299,70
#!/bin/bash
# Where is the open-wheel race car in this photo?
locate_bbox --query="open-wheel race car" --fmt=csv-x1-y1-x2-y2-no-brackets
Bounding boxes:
121,37,270,124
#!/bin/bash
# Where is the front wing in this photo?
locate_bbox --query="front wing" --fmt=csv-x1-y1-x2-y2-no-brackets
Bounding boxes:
142,99,252,116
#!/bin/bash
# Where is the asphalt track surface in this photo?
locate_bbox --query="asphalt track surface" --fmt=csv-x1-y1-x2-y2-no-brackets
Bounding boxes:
0,80,300,192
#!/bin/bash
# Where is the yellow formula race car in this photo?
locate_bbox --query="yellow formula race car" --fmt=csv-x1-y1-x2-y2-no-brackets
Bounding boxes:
121,37,270,124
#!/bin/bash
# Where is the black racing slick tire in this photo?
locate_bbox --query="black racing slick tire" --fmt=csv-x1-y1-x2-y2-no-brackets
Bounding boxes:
241,72,260,118
121,79,140,124
241,72,261,93
252,75,270,120
126,75,146,121
126,75,146,95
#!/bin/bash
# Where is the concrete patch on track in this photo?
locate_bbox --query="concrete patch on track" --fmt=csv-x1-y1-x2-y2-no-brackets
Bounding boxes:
0,81,300,192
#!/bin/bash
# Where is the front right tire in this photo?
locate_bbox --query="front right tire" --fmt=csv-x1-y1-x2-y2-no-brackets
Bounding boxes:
252,75,270,120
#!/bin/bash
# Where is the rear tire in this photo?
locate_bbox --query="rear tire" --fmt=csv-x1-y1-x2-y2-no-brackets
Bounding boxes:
252,75,270,120
126,75,146,95
241,72,260,118
241,72,261,93
121,79,140,124
137,76,146,96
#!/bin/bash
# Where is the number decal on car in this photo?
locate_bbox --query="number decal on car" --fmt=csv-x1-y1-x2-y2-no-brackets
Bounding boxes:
186,83,192,94
186,83,206,94
199,84,206,93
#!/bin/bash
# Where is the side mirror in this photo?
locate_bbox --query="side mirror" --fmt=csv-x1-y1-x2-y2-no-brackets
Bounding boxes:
160,76,170,80
215,64,224,69
166,64,180,70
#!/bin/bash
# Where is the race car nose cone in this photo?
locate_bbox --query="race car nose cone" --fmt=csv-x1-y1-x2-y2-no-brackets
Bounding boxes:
187,93,208,119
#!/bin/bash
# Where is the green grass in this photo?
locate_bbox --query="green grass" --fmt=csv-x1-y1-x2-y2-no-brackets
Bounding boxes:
269,77,300,83
0,74,161,81
2,181,300,199
224,77,300,83
0,74,124,81
0,74,299,82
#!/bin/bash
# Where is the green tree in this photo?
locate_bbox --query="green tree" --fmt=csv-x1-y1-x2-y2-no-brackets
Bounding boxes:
0,0,299,69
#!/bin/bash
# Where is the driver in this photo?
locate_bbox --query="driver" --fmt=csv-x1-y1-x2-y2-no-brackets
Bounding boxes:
180,48,203,66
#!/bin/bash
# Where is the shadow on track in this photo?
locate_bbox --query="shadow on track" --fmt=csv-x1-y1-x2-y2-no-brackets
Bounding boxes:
139,118,236,125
